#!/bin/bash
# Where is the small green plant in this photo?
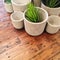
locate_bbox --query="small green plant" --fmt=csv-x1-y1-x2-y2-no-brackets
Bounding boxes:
42,0,60,8
4,0,11,3
25,3,42,23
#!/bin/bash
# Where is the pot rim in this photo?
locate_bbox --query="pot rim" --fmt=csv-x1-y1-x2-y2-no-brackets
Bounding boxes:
24,7,48,24
47,15,60,27
41,2,60,9
11,0,31,6
11,11,24,22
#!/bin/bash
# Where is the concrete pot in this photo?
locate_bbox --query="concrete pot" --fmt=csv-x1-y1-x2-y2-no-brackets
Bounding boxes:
46,15,60,34
4,2,13,13
11,11,24,29
11,0,31,12
41,2,60,16
24,7,48,36
33,0,41,7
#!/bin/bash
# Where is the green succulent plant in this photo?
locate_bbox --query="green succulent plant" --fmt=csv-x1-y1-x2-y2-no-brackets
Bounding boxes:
4,0,11,3
42,0,60,8
25,3,42,23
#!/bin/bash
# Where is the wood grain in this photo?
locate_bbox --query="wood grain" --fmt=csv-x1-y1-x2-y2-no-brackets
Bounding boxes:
0,0,60,60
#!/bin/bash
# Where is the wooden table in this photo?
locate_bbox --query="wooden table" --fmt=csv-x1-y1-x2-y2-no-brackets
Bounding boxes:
0,0,60,60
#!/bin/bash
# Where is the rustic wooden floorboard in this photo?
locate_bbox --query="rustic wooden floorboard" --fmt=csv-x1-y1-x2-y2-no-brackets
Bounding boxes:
0,0,60,60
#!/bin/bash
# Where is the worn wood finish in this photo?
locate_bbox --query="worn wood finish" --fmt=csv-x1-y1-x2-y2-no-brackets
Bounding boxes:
0,0,60,60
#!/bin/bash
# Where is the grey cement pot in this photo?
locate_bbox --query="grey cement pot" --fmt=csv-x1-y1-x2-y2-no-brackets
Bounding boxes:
24,7,48,36
11,11,24,29
46,15,60,34
11,0,31,12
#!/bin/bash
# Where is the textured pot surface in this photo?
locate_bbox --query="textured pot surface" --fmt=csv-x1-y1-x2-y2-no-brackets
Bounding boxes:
24,7,48,36
11,11,24,29
46,15,60,34
4,3,13,13
33,0,41,7
41,2,60,16
11,0,31,12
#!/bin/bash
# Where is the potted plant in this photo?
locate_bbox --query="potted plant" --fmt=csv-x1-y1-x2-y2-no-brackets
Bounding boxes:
41,0,60,15
24,3,48,36
4,0,13,13
32,0,41,7
46,15,60,34
11,0,31,12
11,11,24,29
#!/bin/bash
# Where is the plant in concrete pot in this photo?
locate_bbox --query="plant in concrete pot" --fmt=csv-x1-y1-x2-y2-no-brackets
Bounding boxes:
24,3,48,36
4,0,13,13
41,0,60,15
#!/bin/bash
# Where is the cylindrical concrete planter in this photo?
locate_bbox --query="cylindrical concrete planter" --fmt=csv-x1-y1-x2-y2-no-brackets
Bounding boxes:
4,2,13,13
11,11,24,29
46,15,60,34
11,0,31,12
41,2,60,16
24,7,48,36
33,0,41,7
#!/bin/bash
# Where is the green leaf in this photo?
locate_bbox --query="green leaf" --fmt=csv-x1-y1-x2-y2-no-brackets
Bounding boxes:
25,3,42,23
4,0,11,3
45,0,60,8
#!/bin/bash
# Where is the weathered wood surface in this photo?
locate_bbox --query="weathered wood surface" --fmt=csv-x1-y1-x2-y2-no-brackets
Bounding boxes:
0,0,60,60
